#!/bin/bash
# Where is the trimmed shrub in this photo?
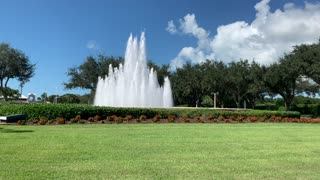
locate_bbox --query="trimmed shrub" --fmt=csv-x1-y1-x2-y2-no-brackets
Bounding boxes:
236,116,246,122
125,115,133,123
88,117,94,122
255,103,279,111
48,120,54,124
94,115,101,121
75,115,81,122
78,119,85,124
56,117,65,124
107,115,117,122
167,114,176,123
139,115,147,121
248,116,258,123
70,118,77,124
291,104,320,117
38,116,47,125
16,120,27,125
152,115,161,123
179,116,190,123
218,115,225,121
207,115,215,121
114,116,123,124
0,104,300,123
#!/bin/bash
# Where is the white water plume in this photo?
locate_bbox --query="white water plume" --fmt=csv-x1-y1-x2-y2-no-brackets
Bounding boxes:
94,32,173,107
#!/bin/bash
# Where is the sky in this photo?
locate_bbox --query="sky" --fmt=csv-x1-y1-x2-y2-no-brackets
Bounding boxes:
0,0,320,97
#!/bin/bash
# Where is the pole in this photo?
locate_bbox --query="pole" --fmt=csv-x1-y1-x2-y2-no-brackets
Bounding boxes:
214,93,217,109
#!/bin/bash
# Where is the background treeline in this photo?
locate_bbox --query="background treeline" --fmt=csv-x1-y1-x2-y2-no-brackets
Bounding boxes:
61,41,320,114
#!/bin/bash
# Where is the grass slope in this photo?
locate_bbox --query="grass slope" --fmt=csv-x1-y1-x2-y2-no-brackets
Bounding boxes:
1,124,320,179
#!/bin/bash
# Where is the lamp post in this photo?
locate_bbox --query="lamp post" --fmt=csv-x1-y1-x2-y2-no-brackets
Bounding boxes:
55,87,58,104
212,92,219,109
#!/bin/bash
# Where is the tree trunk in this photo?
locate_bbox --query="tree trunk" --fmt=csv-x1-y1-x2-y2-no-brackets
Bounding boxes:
3,78,10,101
232,94,240,109
0,79,7,101
284,97,294,111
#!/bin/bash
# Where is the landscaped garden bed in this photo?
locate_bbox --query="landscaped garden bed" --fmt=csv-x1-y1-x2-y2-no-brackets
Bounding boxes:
14,114,320,125
0,103,307,125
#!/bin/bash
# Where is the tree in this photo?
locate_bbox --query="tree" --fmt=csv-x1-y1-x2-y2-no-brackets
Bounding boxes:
64,55,123,102
59,94,80,104
19,80,26,96
48,95,56,103
64,56,99,93
97,55,124,78
171,63,205,107
0,43,35,101
245,61,267,108
40,92,47,103
0,87,19,99
291,42,320,84
265,54,301,110
201,60,229,108
79,94,91,104
226,60,252,108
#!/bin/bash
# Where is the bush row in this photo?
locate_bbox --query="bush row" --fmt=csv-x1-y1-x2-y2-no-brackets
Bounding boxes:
291,104,320,117
0,103,300,121
17,115,320,125
255,103,320,117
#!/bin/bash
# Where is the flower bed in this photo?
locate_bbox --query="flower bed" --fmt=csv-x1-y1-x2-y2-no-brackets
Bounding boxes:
14,115,320,126
0,104,300,122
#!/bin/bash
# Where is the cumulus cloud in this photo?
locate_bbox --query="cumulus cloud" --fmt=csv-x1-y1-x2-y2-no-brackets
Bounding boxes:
170,14,214,70
166,20,177,34
168,0,320,69
86,40,99,50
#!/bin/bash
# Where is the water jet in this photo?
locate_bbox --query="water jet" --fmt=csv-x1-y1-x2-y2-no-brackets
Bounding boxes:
94,32,173,107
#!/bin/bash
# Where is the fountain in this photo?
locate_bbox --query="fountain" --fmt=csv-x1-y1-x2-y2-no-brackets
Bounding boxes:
94,32,173,107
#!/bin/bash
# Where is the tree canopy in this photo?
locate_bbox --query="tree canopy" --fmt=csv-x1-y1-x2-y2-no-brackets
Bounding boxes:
64,40,320,110
64,55,124,93
0,43,35,101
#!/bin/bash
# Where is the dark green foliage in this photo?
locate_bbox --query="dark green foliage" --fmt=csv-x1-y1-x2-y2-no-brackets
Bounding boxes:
171,62,205,107
0,43,35,101
64,55,124,102
291,104,320,117
64,56,99,92
59,94,81,104
291,42,320,84
0,104,300,121
201,95,213,107
255,103,279,111
227,60,252,108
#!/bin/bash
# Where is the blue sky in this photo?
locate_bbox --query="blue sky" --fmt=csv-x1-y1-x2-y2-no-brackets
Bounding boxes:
0,0,319,97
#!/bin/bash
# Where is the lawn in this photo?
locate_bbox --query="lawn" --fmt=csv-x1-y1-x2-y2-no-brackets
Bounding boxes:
0,124,320,179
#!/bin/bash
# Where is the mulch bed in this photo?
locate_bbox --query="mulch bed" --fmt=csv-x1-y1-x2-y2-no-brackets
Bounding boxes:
9,117,320,126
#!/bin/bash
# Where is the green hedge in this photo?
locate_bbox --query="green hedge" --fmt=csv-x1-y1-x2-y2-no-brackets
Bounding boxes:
0,103,300,120
255,103,279,111
291,104,320,117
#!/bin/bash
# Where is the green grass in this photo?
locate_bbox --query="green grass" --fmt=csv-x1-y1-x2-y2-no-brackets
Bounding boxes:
1,124,320,179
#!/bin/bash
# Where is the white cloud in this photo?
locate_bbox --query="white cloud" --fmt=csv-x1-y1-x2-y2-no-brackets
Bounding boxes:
86,40,98,50
166,20,177,34
169,14,214,70
168,0,320,69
